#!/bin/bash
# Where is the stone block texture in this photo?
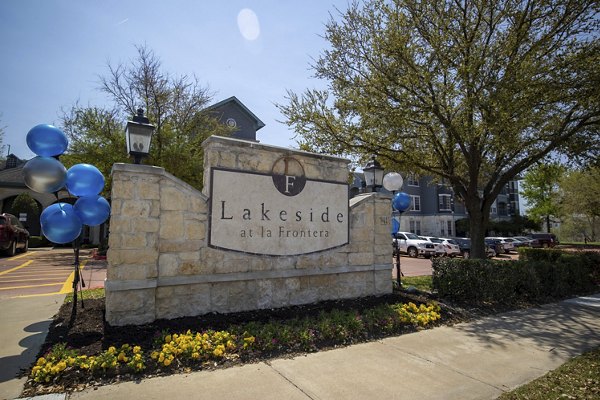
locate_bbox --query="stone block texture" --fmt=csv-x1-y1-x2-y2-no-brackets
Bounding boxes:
105,136,392,326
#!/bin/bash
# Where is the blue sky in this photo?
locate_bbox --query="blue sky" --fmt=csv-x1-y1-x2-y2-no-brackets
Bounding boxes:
0,1,350,159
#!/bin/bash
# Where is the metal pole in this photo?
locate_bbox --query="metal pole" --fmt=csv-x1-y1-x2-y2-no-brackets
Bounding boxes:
72,234,86,310
396,212,403,288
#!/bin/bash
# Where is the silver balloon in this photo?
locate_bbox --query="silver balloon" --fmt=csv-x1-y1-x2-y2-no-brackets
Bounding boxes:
383,172,403,192
23,156,67,193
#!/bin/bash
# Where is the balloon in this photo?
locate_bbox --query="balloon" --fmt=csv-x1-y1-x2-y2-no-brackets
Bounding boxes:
383,172,403,192
26,124,69,157
392,192,411,212
391,218,400,234
66,164,105,197
40,203,71,227
40,203,82,244
74,196,111,226
23,156,67,193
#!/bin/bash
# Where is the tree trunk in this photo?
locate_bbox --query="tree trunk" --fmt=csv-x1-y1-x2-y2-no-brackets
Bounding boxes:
462,190,489,259
546,215,551,233
468,209,489,259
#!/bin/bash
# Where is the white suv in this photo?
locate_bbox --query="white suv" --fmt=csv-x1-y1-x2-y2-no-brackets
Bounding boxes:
393,232,437,258
419,236,446,257
439,238,461,257
485,237,515,254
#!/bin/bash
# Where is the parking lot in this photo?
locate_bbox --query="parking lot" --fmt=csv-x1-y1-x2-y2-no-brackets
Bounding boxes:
0,248,105,299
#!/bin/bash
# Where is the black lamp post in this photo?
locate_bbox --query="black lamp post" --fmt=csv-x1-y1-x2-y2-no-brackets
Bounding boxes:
126,108,155,164
363,156,384,192
384,172,406,289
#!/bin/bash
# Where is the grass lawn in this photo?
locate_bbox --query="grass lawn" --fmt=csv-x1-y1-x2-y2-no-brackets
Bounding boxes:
498,346,600,399
402,275,432,292
64,288,105,303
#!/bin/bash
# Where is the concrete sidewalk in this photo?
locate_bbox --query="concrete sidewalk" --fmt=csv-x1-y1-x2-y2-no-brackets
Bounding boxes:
0,294,65,400
5,293,596,400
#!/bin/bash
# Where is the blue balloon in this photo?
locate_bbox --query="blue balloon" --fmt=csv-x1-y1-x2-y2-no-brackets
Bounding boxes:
40,203,71,227
26,124,69,157
74,196,111,226
40,203,82,244
391,218,400,234
66,164,105,197
392,192,411,212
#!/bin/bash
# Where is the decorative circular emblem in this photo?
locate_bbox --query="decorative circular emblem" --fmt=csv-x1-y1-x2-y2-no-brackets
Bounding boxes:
226,118,237,128
271,156,307,196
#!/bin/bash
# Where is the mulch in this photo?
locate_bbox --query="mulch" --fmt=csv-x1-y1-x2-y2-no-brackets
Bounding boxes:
21,289,537,397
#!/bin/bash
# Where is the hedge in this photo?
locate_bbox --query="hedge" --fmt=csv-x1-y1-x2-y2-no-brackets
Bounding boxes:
29,236,51,248
432,249,600,304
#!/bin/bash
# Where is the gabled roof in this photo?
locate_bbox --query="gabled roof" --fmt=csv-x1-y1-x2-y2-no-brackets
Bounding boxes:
0,154,26,187
206,96,265,130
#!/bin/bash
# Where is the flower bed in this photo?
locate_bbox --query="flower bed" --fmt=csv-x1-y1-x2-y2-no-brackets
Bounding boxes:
25,294,443,394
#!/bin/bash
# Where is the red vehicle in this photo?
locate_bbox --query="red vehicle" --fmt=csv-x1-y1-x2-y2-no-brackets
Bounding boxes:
0,213,30,256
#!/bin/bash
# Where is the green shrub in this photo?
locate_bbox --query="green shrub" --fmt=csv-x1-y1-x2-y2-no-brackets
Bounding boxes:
28,236,50,248
518,248,564,262
432,250,599,304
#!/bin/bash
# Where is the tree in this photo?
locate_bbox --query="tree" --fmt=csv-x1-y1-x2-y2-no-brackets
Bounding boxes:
62,45,232,191
520,162,565,232
277,0,600,257
61,107,127,195
9,193,40,231
557,167,600,241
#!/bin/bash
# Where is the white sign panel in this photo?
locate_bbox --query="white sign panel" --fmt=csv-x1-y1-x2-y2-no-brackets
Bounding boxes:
209,166,349,256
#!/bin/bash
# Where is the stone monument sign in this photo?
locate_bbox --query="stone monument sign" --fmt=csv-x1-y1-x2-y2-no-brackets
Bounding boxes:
105,136,392,326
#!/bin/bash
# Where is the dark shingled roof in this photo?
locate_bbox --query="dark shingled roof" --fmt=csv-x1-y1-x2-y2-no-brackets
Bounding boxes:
0,154,27,187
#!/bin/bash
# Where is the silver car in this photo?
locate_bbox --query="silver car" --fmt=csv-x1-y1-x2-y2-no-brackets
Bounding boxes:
439,238,461,257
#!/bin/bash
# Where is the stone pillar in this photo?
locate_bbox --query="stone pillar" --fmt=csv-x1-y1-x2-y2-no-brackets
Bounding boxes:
105,164,162,325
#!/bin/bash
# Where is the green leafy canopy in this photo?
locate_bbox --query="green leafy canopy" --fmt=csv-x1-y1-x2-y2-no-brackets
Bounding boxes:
278,0,600,257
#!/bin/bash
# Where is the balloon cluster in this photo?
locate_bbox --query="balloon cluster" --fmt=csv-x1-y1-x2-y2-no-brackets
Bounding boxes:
23,124,111,244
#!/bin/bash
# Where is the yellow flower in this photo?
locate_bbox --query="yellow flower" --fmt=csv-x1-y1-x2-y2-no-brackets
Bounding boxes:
133,346,141,354
165,334,172,343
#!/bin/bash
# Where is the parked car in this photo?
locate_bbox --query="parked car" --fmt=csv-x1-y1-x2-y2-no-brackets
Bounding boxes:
512,236,533,247
439,238,461,257
0,213,30,256
419,236,446,257
452,238,496,259
530,233,559,248
392,232,436,258
486,237,515,254
484,238,504,256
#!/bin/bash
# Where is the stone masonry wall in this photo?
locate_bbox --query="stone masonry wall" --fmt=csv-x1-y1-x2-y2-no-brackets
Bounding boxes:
105,136,392,326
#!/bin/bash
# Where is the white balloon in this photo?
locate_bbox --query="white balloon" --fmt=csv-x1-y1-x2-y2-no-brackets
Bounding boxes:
383,172,403,191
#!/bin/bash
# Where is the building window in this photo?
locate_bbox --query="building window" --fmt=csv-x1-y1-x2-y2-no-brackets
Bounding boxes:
498,202,508,216
407,174,420,186
410,195,421,211
447,220,453,236
409,220,421,235
438,194,452,211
